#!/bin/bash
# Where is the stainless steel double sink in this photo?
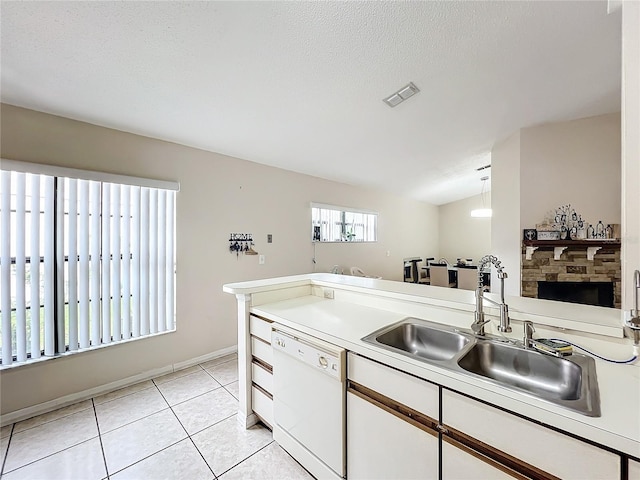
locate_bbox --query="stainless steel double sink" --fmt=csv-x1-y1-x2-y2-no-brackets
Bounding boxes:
362,318,600,417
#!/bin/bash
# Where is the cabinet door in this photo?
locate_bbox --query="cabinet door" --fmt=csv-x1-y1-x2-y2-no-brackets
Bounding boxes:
442,441,521,480
347,391,438,480
630,459,640,480
442,390,620,480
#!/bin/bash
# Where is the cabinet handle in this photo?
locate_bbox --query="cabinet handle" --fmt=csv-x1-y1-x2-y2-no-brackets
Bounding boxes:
436,424,449,435
347,381,439,437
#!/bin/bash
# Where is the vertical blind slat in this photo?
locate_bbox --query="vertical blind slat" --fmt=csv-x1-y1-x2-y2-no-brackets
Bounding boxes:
78,180,90,349
89,182,101,346
43,176,55,356
101,185,111,344
15,173,27,362
166,192,175,331
55,179,65,353
149,189,157,334
30,174,42,359
121,185,131,340
111,184,121,342
131,186,141,338
140,188,150,336
157,190,166,333
1,171,12,364
68,179,78,351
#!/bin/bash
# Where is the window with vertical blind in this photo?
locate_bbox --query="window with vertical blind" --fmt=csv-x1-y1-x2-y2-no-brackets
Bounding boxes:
0,160,178,366
311,203,377,242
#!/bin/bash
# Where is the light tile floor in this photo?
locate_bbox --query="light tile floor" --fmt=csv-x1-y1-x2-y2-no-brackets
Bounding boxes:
0,354,315,480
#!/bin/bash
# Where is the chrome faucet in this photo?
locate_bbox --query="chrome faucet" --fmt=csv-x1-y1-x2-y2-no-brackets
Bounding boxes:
624,269,640,345
522,320,536,349
472,255,511,336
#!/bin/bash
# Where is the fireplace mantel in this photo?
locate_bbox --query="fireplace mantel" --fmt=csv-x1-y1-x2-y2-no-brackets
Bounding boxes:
523,240,620,261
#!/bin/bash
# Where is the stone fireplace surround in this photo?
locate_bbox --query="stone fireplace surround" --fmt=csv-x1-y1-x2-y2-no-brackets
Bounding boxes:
521,242,621,308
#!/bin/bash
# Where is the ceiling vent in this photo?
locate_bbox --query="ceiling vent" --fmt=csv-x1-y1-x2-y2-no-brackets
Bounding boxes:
383,82,420,107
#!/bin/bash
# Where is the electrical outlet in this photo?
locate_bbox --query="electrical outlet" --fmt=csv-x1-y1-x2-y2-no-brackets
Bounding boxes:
267,234,272,243
259,255,265,265
324,289,334,299
386,250,391,257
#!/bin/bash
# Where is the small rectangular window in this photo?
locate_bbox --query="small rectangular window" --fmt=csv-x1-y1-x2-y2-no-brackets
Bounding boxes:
311,203,377,242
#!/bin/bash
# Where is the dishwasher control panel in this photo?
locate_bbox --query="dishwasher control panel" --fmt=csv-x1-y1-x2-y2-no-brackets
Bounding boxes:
272,330,343,380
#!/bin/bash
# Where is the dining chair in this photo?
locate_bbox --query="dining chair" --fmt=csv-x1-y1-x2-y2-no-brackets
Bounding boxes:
457,265,479,291
419,257,435,284
350,266,382,279
429,264,455,288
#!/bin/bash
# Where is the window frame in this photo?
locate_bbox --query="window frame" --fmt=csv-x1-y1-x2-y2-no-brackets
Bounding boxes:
0,159,179,368
311,202,378,243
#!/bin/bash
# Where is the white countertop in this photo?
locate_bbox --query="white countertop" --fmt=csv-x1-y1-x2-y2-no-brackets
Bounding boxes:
224,273,624,337
226,274,640,458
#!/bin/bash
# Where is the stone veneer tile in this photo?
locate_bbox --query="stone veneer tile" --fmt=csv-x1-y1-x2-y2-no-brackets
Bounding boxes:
566,266,587,274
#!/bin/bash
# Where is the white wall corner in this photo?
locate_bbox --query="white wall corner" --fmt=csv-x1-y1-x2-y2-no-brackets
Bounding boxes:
490,130,522,297
607,0,622,14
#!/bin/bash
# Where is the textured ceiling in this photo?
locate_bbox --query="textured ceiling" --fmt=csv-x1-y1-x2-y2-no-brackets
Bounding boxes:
0,1,621,205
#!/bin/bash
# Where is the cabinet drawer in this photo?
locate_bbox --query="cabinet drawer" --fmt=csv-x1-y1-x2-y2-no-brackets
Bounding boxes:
251,336,273,365
251,360,273,394
252,385,273,428
348,353,439,419
442,390,620,480
249,315,272,343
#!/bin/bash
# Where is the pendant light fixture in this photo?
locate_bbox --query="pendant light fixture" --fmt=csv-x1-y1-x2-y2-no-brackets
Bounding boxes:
470,176,492,218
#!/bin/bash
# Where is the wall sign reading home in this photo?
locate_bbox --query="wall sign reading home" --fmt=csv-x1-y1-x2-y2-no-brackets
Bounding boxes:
311,203,377,242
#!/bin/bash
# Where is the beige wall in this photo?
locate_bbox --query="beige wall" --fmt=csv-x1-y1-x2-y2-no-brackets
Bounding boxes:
438,193,491,264
490,131,522,296
520,113,621,230
0,104,438,415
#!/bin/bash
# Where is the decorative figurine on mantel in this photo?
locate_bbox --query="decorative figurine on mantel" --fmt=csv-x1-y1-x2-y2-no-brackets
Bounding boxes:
534,204,591,240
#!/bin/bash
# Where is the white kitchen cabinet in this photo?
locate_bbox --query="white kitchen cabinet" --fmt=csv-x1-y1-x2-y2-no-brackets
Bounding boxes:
441,440,519,480
441,390,620,480
347,390,438,480
630,459,640,479
347,353,439,480
248,315,273,428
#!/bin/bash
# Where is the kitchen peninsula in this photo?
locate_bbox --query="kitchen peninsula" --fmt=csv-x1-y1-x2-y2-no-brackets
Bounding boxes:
224,273,640,479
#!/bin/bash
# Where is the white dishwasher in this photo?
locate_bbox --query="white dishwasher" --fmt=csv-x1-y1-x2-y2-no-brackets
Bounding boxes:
272,326,346,480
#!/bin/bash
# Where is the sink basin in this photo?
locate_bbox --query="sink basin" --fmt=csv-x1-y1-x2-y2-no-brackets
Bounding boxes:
362,318,600,417
362,318,473,362
458,341,581,400
457,340,600,416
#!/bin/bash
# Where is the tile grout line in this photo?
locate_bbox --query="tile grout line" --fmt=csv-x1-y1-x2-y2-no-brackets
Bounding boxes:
155,382,218,478
186,436,219,479
215,439,277,478
99,382,184,478
0,424,15,478
10,403,94,436
92,398,111,480
105,438,188,478
93,383,157,407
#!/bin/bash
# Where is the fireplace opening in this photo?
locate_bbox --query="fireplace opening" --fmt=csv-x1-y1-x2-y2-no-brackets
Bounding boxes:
537,281,614,308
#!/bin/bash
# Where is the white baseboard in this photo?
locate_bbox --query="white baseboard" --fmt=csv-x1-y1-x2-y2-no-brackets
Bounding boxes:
1,345,238,427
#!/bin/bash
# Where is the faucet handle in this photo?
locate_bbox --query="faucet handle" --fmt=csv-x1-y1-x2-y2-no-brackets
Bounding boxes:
523,321,535,345
471,319,491,335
